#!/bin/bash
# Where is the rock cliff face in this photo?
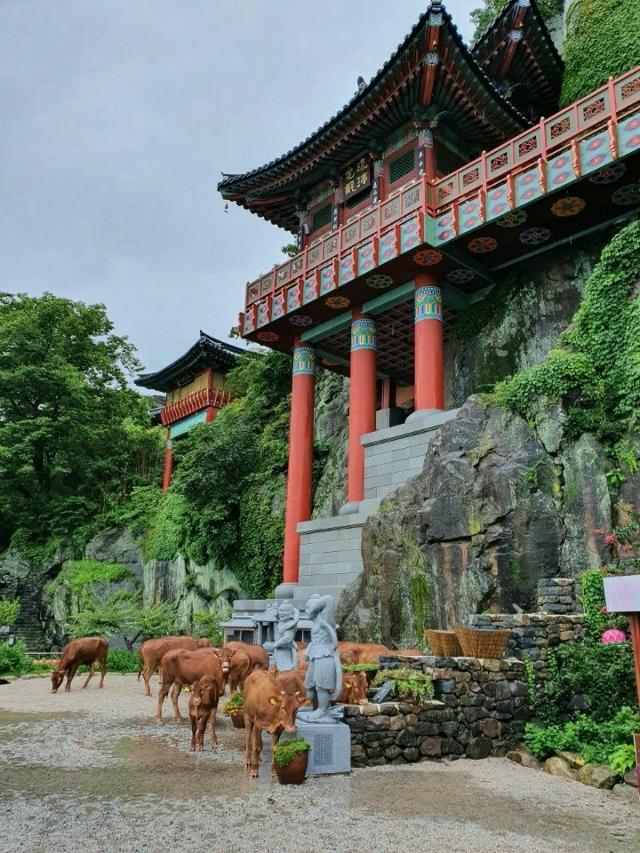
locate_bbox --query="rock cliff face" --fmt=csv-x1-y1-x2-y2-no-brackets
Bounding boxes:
337,397,617,647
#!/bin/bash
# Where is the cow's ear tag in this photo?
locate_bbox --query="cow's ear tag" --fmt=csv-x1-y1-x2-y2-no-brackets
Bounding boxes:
269,696,279,706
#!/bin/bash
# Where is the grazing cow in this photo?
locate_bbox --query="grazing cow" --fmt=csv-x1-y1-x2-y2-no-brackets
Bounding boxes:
51,637,108,693
337,642,392,665
188,675,222,751
219,646,254,693
243,669,307,778
138,636,212,697
156,648,223,724
336,671,368,705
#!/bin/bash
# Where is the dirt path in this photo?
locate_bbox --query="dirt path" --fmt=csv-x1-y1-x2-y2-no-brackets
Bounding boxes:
0,674,637,852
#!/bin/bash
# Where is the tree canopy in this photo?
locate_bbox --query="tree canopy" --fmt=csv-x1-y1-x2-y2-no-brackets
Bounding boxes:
0,292,163,549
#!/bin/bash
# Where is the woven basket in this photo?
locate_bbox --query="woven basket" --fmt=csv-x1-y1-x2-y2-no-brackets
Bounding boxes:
453,626,510,659
425,629,463,657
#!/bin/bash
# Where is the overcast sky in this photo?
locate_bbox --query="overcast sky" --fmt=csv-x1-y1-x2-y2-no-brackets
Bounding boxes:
1,0,477,377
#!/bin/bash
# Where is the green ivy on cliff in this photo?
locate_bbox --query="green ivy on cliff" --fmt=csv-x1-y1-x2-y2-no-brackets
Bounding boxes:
471,0,562,44
493,220,640,447
561,0,640,106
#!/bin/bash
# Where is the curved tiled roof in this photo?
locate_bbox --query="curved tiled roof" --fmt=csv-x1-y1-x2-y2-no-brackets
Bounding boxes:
135,331,245,393
218,1,533,232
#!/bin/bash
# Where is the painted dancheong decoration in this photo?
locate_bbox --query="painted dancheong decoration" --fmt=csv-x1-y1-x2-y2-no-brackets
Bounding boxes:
135,331,244,490
217,0,640,591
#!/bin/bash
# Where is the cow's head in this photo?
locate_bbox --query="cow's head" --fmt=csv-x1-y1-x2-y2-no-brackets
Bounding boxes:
219,647,236,679
51,669,65,693
196,638,213,648
266,689,306,734
190,675,217,709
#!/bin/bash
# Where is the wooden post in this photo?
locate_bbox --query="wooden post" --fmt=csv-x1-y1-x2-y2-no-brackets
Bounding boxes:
347,311,377,503
414,272,444,411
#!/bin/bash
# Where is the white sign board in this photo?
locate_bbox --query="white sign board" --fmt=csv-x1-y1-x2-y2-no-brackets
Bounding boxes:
603,575,640,613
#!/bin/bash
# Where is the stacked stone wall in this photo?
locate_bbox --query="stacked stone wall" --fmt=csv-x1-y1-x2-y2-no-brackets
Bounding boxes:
346,655,529,767
536,577,579,613
469,613,586,678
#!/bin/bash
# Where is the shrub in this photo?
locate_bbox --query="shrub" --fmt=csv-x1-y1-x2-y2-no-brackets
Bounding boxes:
0,597,20,627
272,737,310,767
193,609,229,647
223,691,244,715
342,663,380,674
106,649,140,673
0,639,33,676
373,668,434,703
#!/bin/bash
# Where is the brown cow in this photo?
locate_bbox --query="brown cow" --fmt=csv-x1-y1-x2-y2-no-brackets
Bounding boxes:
224,641,268,674
337,642,391,665
219,646,253,693
188,675,222,751
243,669,307,778
156,648,223,724
51,637,108,693
138,636,212,696
336,671,368,705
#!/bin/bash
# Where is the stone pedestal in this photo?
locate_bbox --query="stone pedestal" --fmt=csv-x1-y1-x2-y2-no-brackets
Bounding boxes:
293,720,351,776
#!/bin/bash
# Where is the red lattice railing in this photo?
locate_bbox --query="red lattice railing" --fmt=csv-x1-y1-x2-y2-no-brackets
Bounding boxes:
160,387,232,426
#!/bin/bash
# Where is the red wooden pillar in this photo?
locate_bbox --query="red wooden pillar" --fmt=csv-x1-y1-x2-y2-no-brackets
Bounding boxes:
414,272,444,411
282,341,316,585
347,311,377,503
161,435,173,492
205,406,217,423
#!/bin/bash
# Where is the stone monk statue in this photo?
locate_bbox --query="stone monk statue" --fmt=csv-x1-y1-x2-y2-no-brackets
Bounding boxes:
297,594,343,724
264,601,299,671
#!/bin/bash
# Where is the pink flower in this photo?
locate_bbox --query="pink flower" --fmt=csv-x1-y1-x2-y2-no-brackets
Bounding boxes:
600,606,608,615
604,534,617,545
601,628,627,644
620,545,633,554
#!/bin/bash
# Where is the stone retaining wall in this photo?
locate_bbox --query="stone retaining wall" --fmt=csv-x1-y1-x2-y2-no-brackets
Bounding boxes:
346,655,530,767
468,613,586,678
536,577,579,614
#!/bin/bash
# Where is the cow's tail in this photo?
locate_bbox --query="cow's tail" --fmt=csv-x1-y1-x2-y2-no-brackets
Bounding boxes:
137,652,144,681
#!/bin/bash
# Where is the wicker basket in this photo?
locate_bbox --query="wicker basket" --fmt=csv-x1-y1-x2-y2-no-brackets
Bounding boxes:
425,629,463,657
453,626,510,659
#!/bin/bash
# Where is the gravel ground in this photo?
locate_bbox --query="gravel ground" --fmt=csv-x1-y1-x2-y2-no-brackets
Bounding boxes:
0,673,638,853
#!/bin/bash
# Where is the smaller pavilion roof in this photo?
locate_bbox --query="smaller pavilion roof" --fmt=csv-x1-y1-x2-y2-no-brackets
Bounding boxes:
472,0,563,119
135,332,245,393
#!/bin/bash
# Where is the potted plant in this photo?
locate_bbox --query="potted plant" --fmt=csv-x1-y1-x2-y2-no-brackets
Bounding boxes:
223,691,245,728
272,737,310,785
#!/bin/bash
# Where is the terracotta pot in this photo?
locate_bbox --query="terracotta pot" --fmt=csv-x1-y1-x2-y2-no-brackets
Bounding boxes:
274,750,308,785
229,710,245,729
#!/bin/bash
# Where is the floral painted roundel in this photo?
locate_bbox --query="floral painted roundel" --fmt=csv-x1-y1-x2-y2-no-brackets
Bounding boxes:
611,184,640,206
496,210,527,228
519,227,551,245
366,274,394,290
325,295,350,309
413,249,443,266
256,331,279,342
467,236,497,254
589,162,626,185
551,196,586,217
446,268,474,285
289,314,313,327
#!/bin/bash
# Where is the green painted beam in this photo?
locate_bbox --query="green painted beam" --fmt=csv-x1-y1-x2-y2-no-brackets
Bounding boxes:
300,312,351,343
314,347,389,379
442,284,471,310
362,280,414,315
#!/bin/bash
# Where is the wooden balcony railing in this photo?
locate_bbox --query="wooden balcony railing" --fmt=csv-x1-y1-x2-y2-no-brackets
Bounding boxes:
160,387,232,426
242,64,640,323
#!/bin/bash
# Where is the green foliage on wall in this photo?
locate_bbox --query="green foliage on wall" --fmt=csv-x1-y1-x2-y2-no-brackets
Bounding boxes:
0,597,20,627
561,0,640,106
493,221,640,447
48,560,134,595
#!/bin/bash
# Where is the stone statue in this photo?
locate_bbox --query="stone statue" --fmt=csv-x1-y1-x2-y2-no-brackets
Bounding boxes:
297,594,343,724
264,601,299,671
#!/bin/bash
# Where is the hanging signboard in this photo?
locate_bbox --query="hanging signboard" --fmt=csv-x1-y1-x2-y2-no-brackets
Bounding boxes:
343,156,371,201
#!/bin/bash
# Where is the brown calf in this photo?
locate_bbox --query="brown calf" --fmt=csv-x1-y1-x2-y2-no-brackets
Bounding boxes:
224,641,268,675
188,675,222,751
219,646,253,693
336,671,368,705
51,637,108,693
243,669,307,778
156,648,223,724
138,636,212,697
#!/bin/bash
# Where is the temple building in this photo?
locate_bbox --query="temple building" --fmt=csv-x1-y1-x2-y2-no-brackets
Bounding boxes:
136,332,243,490
218,0,640,611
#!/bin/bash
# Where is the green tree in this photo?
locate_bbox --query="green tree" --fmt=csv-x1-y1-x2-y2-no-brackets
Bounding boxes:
0,292,163,547
68,595,178,651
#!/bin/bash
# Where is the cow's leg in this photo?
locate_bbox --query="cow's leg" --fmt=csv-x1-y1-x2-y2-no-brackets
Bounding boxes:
171,682,184,723
196,713,207,751
209,701,219,746
251,725,263,778
82,663,95,689
142,659,154,697
190,714,197,751
98,655,107,688
271,726,283,778
65,664,78,692
244,715,253,770
156,678,171,723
